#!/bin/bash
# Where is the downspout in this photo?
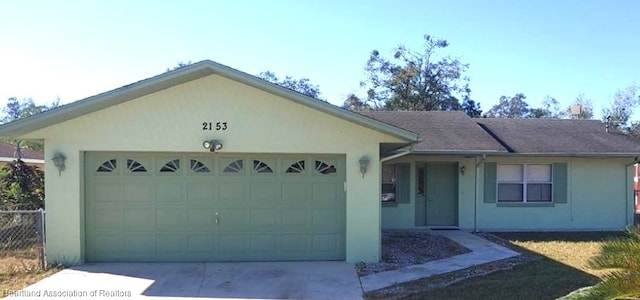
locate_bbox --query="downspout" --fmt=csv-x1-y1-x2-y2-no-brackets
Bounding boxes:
474,154,487,232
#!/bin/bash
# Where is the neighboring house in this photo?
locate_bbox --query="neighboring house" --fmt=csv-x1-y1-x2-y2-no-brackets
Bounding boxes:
0,141,44,168
0,60,636,265
363,111,640,232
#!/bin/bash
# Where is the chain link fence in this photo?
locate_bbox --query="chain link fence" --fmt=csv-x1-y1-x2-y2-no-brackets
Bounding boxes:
0,210,46,269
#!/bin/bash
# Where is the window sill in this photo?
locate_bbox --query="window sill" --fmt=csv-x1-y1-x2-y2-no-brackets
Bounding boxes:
497,202,555,208
382,201,398,207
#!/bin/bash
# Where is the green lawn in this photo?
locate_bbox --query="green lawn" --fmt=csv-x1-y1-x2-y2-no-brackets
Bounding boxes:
366,231,628,300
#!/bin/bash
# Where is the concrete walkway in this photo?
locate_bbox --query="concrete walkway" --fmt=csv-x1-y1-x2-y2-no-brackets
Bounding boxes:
360,230,520,292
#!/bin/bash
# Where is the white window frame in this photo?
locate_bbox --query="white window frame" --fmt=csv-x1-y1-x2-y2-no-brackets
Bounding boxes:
497,163,553,203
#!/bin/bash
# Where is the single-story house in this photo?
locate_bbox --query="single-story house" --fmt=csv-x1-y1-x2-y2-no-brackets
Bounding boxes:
0,60,637,265
0,141,44,168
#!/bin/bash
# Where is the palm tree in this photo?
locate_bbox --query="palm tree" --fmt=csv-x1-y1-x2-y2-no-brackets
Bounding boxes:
586,227,640,299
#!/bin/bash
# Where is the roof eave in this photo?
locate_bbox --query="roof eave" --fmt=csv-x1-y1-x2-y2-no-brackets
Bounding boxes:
0,60,418,142
490,152,640,158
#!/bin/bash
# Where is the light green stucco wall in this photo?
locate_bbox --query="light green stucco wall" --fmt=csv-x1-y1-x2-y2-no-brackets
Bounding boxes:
381,155,476,230
477,156,634,231
382,155,634,231
25,75,403,264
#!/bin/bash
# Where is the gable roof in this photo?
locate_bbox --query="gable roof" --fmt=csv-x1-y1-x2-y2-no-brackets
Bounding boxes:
0,60,418,142
477,118,640,156
0,141,44,163
360,111,508,154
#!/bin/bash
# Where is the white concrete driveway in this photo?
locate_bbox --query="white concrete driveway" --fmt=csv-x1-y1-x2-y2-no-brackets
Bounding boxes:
16,262,362,300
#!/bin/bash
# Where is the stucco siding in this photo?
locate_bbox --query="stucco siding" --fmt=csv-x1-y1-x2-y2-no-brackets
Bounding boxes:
30,75,404,264
381,155,476,230
477,156,633,231
381,155,634,231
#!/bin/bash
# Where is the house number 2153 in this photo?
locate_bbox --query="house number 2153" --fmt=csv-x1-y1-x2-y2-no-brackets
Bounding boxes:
202,122,228,131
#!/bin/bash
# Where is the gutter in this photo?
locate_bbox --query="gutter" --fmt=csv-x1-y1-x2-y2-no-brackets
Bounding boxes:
380,145,413,163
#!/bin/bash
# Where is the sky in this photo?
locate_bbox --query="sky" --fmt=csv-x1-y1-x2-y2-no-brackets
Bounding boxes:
1,0,639,119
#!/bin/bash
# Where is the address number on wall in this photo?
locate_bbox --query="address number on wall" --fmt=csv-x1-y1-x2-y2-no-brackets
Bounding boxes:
202,122,228,131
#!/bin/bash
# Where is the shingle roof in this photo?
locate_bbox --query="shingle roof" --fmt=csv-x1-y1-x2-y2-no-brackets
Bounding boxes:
360,111,508,153
476,118,640,155
361,111,640,156
0,142,44,161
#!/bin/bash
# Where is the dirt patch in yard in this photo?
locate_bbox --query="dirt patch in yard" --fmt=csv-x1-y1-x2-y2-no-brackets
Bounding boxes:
356,230,471,276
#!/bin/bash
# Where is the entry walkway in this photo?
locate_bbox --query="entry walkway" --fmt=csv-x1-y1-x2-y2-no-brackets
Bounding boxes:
360,230,520,292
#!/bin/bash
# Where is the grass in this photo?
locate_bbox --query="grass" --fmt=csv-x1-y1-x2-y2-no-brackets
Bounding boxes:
0,247,61,294
366,231,628,300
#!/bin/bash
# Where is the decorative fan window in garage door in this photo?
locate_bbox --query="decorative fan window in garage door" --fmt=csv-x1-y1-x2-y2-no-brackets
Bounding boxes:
190,159,210,173
160,159,180,173
286,160,305,173
253,160,273,173
315,160,336,175
223,159,244,173
97,159,117,172
126,159,147,173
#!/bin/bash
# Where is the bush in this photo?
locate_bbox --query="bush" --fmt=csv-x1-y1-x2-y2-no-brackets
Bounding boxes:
0,160,44,210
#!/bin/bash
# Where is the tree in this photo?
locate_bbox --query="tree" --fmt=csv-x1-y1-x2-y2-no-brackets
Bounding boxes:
1,97,59,152
342,93,371,111
257,71,322,99
586,227,640,299
461,97,482,117
601,85,639,131
484,93,530,118
362,34,471,111
0,159,45,210
166,61,193,72
566,94,594,119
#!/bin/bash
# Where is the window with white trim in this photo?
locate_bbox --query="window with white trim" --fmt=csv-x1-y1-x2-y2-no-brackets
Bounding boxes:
381,165,396,202
497,164,552,202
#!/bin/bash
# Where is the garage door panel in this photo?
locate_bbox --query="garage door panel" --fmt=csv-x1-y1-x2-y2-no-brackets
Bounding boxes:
282,182,310,204
281,208,307,228
218,234,247,253
123,180,153,203
250,208,279,230
187,234,214,252
92,205,124,230
217,208,248,231
124,207,155,230
92,235,124,254
187,208,216,226
155,182,185,203
250,234,278,253
86,152,345,262
124,234,155,253
282,234,308,253
219,181,246,203
186,181,216,203
250,182,280,203
312,183,339,206
156,208,187,230
312,234,338,252
156,234,185,253
93,180,123,203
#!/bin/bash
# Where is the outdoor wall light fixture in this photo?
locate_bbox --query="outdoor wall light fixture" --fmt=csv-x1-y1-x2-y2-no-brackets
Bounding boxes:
51,153,66,175
460,165,466,175
359,156,370,178
203,140,223,152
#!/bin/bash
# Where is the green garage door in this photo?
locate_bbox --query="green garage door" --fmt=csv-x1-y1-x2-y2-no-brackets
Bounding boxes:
85,152,346,262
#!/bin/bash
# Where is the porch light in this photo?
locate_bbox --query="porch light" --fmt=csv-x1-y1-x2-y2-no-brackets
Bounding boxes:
359,156,370,178
51,153,66,176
